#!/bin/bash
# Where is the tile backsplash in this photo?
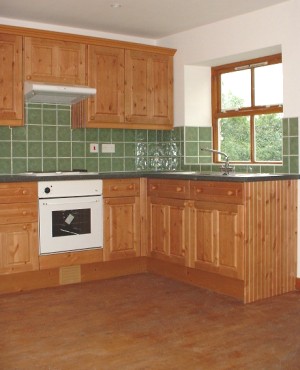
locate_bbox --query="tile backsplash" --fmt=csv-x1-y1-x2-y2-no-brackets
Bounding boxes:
0,104,298,174
0,104,184,174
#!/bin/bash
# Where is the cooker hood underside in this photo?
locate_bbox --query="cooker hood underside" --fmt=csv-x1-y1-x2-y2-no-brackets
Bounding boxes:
24,82,96,105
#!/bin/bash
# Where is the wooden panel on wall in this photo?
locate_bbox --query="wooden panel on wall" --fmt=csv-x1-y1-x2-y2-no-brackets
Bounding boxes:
244,180,297,303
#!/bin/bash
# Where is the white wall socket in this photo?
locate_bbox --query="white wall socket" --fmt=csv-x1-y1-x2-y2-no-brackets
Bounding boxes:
102,143,115,153
90,143,99,153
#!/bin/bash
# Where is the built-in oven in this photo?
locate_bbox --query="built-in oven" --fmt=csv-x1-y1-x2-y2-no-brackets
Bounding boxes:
38,179,103,255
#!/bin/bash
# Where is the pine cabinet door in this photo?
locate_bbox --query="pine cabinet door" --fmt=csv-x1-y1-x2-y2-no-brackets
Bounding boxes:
24,37,86,84
190,201,244,279
148,197,188,266
87,45,125,125
125,50,173,129
0,222,39,274
0,33,23,126
103,196,140,261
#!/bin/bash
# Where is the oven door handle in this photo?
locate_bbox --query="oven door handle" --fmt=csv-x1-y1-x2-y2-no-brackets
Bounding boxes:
40,198,101,206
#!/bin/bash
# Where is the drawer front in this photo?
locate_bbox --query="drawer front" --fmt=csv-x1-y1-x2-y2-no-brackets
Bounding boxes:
0,182,38,204
191,181,244,204
103,178,140,197
0,203,38,224
148,179,190,199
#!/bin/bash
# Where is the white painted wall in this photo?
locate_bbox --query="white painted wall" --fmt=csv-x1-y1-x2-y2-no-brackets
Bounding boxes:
157,0,299,126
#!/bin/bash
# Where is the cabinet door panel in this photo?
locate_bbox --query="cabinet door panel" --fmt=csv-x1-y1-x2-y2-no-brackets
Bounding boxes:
148,197,187,265
88,45,124,124
191,201,244,279
25,37,86,84
0,33,23,126
104,196,140,260
0,223,39,274
125,50,173,128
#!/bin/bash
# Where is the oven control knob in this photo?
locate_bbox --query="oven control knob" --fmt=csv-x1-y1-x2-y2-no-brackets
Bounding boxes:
44,187,51,194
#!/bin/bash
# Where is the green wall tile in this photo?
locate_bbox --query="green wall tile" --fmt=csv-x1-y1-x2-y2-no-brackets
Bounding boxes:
72,142,85,157
0,142,11,157
0,159,11,173
43,109,56,125
12,142,27,157
43,158,57,171
28,142,42,157
112,158,124,171
43,142,57,157
72,158,86,170
57,110,70,126
43,126,57,141
27,108,42,125
28,158,42,172
99,157,112,172
58,142,71,157
185,127,198,141
58,158,71,171
28,125,42,141
86,158,98,172
72,128,85,142
12,127,26,141
0,127,11,140
58,126,71,141
12,158,27,173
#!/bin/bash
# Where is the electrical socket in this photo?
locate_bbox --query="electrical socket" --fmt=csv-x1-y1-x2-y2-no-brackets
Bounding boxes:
90,143,99,153
102,143,115,153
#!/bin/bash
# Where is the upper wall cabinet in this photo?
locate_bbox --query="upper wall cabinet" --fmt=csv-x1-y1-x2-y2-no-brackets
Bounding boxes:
87,45,125,125
24,37,86,85
87,47,174,130
125,50,173,130
0,33,23,126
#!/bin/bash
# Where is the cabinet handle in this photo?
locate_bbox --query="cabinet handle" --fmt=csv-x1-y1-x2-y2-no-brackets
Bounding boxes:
227,190,234,196
176,186,183,192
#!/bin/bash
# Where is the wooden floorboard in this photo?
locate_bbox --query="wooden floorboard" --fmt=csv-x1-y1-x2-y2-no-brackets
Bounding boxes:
1,273,300,369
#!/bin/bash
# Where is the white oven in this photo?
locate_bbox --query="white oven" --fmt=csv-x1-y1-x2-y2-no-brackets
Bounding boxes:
38,179,103,255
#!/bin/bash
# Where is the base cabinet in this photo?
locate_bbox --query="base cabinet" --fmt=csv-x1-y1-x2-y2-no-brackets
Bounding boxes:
148,197,189,266
0,182,39,275
190,201,244,280
103,179,141,261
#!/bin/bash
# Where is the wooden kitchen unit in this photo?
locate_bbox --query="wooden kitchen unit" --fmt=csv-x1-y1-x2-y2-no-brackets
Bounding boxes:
0,182,39,274
147,178,297,304
0,176,297,304
0,33,23,126
0,25,176,130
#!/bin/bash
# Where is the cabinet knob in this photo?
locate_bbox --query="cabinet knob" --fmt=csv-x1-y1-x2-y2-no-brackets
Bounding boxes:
196,188,202,193
22,190,27,195
112,186,118,191
23,225,27,230
90,116,95,120
227,190,234,196
26,75,31,80
151,185,157,190
22,210,27,216
176,186,182,192
128,185,134,190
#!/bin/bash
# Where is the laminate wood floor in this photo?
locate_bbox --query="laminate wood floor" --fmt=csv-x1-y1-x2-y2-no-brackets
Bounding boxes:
1,273,300,370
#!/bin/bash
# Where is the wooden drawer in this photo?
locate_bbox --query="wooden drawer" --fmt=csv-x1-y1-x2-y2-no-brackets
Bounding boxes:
191,181,244,204
0,203,38,224
103,178,140,197
148,179,190,199
0,182,37,204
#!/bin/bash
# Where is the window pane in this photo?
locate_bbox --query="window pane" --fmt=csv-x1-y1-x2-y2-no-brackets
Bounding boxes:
255,64,283,106
255,114,283,161
219,116,251,161
221,70,251,110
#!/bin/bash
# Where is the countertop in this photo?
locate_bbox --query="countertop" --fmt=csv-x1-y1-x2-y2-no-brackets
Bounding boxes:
0,171,299,183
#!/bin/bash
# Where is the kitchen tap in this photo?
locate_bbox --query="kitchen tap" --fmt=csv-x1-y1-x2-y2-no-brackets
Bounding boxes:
200,148,234,175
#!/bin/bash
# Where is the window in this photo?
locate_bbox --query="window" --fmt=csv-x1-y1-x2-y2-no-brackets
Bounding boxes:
211,54,283,164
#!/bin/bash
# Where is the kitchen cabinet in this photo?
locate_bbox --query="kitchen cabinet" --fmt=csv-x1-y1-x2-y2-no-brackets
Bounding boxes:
87,45,125,125
86,48,174,130
125,50,173,130
103,178,141,261
147,179,190,265
24,37,86,85
0,183,39,274
189,182,244,279
0,33,23,126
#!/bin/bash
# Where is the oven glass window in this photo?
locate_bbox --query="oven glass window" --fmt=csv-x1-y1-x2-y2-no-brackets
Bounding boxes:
52,209,91,237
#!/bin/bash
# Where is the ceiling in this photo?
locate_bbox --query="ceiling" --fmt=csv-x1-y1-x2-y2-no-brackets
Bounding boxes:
0,0,289,39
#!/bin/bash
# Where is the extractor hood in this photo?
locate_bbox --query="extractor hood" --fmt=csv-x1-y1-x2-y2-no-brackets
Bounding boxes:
24,82,96,105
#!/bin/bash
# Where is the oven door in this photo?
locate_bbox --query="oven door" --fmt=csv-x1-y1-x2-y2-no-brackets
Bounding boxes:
39,195,103,255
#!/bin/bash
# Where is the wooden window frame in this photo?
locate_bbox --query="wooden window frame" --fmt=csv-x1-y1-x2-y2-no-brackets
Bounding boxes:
211,53,283,164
